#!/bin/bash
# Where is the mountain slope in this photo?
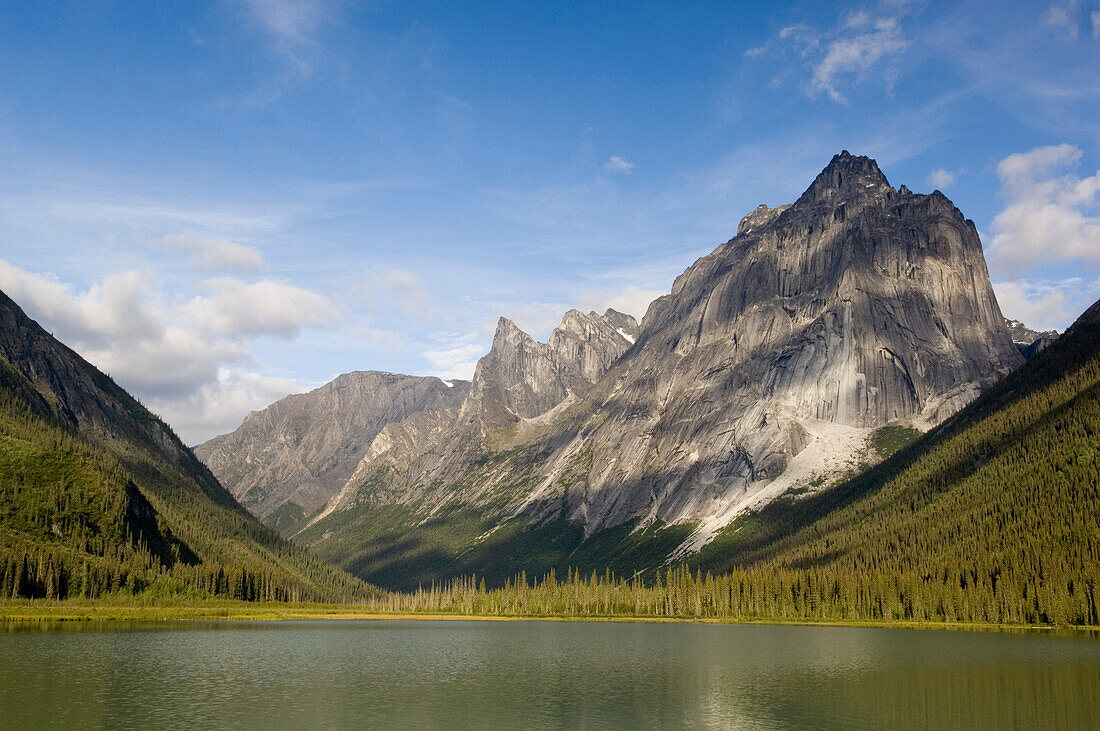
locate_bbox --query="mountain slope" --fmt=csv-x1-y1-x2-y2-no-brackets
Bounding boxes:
1003,317,1059,359
690,297,1100,625
195,372,469,533
197,309,638,535
297,152,1023,589
0,289,374,601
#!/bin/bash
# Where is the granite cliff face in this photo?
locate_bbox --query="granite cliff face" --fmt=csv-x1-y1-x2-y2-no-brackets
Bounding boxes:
307,309,639,524
200,309,638,533
202,152,1025,585
461,309,638,426
297,152,1023,575
522,151,1023,544
194,372,469,531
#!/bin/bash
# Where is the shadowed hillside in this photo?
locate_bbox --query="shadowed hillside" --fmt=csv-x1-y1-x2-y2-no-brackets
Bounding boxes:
0,290,375,602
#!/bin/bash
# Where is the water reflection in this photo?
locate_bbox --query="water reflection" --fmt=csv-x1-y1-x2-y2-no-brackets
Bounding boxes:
1,620,1097,729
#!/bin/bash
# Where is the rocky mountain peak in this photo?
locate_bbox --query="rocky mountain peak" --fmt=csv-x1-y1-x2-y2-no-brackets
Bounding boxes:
798,150,891,205
467,308,641,422
737,203,793,236
602,309,640,342
493,316,532,346
1004,317,1061,360
194,370,468,531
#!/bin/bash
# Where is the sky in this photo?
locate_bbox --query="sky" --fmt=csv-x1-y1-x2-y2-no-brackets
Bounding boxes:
1,0,1099,444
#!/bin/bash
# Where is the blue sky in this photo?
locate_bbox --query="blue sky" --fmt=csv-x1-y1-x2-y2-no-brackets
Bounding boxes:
2,0,1099,442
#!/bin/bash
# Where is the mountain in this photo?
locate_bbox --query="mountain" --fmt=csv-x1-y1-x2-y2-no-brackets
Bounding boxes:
195,372,470,533
689,296,1100,625
195,308,638,535
1003,318,1059,360
291,152,1024,590
459,309,638,427
0,289,373,601
294,308,638,530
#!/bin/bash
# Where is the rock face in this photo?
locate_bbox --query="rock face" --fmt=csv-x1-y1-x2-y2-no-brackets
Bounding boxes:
309,309,639,524
461,310,638,425
200,309,638,535
0,288,372,601
296,151,1024,576
1003,318,1059,360
515,151,1022,537
194,372,469,531
208,152,1026,584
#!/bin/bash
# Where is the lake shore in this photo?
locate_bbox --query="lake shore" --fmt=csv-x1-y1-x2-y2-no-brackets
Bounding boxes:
1,599,1096,634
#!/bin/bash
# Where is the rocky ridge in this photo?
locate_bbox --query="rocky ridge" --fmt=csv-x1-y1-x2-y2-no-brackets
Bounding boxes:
297,152,1024,574
308,308,639,524
194,372,469,532
1003,318,1059,360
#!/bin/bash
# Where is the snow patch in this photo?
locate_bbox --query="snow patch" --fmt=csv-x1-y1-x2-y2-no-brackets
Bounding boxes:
669,419,874,559
442,380,454,388
615,327,636,344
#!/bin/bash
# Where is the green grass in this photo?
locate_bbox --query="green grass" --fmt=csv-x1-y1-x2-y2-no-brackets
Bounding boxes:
870,425,922,458
2,598,1095,635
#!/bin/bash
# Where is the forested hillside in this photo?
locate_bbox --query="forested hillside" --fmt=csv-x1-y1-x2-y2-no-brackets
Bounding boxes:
685,296,1100,624
0,290,374,602
364,298,1100,626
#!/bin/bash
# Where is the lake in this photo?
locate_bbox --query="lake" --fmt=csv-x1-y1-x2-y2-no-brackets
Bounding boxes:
1,620,1098,729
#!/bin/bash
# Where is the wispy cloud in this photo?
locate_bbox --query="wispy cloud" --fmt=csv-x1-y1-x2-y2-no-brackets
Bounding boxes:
238,0,333,75
811,16,907,103
926,168,958,189
159,233,268,272
361,267,445,325
575,286,663,322
1044,1,1089,40
751,5,912,104
604,156,635,174
422,331,486,380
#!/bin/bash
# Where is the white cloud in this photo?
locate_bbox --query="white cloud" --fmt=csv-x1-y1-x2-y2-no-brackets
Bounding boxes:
576,286,664,322
993,277,1099,332
1045,2,1081,40
496,301,572,342
184,277,334,338
987,144,1100,276
369,268,442,324
1093,9,1100,38
151,369,303,445
0,260,332,443
926,168,957,189
0,264,185,362
422,331,486,380
604,156,635,174
159,233,268,272
756,7,910,104
811,17,907,103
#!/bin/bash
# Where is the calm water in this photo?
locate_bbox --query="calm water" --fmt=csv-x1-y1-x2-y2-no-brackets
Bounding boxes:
1,620,1098,729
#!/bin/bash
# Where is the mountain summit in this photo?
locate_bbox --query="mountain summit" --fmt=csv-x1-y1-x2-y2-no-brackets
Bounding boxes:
209,152,1024,589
